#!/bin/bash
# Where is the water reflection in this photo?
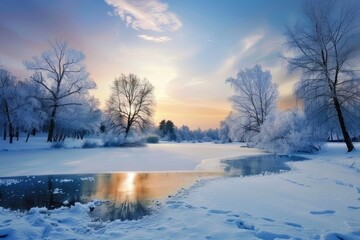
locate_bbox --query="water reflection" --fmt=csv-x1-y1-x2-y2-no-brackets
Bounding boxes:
90,172,152,221
0,154,308,221
124,172,136,195
0,172,221,221
222,155,308,176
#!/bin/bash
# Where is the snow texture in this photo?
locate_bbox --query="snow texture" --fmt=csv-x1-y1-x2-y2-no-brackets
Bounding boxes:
0,140,359,239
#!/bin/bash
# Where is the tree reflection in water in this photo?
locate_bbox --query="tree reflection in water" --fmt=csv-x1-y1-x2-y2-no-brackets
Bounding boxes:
90,172,151,221
0,172,220,221
0,156,307,221
116,173,150,221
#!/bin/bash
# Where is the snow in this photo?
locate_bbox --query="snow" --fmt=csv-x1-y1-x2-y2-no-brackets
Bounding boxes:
0,179,22,186
0,139,359,239
52,188,63,194
0,140,257,177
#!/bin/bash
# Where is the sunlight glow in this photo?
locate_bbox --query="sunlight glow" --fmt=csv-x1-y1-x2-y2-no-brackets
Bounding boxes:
122,172,136,195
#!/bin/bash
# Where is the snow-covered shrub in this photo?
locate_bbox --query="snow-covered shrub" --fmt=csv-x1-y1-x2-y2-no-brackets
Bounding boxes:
254,110,324,154
81,140,99,149
201,136,212,142
51,142,65,149
103,133,126,147
146,135,160,144
219,112,247,142
103,132,145,147
218,119,230,143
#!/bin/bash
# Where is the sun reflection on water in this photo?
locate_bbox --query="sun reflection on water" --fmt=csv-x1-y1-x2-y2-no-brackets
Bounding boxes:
0,171,223,221
121,172,136,200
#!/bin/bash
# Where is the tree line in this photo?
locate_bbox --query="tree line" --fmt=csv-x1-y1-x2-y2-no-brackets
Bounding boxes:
156,119,219,142
0,36,216,146
0,40,155,144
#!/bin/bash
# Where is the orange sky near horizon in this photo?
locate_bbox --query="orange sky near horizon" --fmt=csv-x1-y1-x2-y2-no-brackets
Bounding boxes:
90,69,298,130
153,102,232,129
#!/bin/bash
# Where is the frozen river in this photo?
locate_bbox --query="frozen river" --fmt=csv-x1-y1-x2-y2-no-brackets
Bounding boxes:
0,154,307,221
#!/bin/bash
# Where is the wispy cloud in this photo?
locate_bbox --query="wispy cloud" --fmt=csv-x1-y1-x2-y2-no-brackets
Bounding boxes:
213,29,300,109
183,79,205,87
105,0,182,32
138,34,171,43
240,32,264,53
216,31,267,77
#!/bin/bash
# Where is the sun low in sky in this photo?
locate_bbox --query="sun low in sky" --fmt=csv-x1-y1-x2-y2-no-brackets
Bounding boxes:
0,0,304,129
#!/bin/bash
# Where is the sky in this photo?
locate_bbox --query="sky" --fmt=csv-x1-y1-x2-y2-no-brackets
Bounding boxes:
0,0,304,129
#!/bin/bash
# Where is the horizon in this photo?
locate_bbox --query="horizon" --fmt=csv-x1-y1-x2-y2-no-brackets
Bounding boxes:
0,0,304,129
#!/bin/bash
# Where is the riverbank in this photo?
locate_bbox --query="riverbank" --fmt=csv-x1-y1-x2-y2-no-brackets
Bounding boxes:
0,141,359,239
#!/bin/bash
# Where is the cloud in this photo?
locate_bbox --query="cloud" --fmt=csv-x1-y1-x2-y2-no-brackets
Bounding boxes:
240,32,264,53
105,0,182,32
138,34,171,43
165,29,299,114
183,79,205,87
215,31,265,78
216,29,290,80
212,29,301,111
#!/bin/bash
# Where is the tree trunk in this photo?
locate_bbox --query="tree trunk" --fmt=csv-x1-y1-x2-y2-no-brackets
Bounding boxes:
26,132,31,143
333,97,354,152
16,128,19,141
3,124,6,141
48,118,55,142
8,122,13,144
47,106,57,142
330,129,333,141
124,124,131,140
4,102,11,142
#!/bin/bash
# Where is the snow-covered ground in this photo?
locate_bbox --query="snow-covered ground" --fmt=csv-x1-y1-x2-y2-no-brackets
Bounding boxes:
0,138,260,177
0,139,359,239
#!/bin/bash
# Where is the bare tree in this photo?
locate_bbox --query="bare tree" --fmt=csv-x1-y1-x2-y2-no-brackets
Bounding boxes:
24,40,96,142
105,74,155,139
283,0,360,152
226,65,279,138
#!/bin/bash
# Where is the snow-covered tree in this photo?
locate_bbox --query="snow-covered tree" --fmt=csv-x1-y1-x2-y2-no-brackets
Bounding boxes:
24,40,96,142
177,125,192,142
0,69,46,143
226,65,278,139
0,69,19,143
192,128,205,142
105,73,155,139
219,112,246,142
218,119,230,143
52,94,101,141
204,128,219,141
156,122,219,143
283,0,360,152
16,80,47,142
255,110,324,154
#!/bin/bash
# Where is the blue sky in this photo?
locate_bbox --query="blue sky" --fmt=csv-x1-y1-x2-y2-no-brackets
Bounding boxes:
0,0,304,129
